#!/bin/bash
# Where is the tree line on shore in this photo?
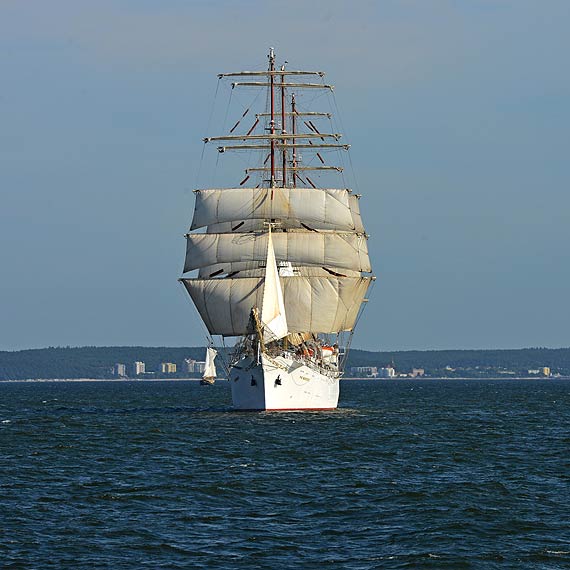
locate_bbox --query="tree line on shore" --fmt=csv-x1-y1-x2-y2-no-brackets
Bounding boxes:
0,346,569,380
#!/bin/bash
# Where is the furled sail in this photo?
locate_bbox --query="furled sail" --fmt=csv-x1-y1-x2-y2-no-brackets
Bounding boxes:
181,276,371,337
184,231,371,273
261,230,288,343
203,347,217,379
191,187,364,233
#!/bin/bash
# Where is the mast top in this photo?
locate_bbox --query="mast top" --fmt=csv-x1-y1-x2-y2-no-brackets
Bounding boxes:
208,49,346,188
217,48,324,79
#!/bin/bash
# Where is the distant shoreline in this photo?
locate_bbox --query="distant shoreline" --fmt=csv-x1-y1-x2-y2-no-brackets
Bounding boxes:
0,377,206,383
1,376,568,383
2,346,569,381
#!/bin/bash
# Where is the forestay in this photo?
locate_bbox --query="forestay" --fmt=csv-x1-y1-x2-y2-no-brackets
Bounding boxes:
260,231,288,343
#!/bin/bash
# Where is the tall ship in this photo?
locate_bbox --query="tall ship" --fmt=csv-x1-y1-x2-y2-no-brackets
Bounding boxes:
180,49,374,410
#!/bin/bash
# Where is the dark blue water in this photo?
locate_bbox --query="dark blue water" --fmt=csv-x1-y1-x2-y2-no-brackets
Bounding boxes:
1,379,569,569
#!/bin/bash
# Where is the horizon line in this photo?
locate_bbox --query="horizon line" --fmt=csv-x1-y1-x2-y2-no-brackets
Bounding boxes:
2,344,570,354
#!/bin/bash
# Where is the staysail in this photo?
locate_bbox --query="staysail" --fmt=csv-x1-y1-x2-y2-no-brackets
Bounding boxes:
261,229,288,343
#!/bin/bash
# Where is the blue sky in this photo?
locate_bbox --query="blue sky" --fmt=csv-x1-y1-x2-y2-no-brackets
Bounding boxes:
1,0,569,351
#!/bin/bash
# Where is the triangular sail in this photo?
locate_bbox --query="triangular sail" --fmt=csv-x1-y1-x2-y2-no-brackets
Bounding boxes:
261,229,288,343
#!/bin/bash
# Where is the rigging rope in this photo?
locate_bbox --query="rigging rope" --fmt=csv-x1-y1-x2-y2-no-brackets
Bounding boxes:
330,90,360,195
196,78,221,188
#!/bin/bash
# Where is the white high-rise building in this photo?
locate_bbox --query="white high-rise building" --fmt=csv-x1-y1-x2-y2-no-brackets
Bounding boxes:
378,366,396,378
114,363,127,377
350,366,378,377
184,358,197,373
133,361,146,375
184,359,206,375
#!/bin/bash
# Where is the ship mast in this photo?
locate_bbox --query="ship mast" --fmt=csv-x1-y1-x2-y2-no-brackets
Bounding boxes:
281,62,287,187
291,93,297,188
205,49,348,188
269,48,276,187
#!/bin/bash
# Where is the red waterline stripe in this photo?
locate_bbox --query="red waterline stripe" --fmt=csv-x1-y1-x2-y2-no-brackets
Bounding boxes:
233,407,337,412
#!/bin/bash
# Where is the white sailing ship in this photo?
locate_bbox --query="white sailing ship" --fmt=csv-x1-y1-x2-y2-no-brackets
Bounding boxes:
180,49,374,410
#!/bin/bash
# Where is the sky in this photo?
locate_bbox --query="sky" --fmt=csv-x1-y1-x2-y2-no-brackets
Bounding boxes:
1,0,569,352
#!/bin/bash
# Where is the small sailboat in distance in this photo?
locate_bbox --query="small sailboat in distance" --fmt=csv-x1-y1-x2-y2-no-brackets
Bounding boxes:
200,347,217,386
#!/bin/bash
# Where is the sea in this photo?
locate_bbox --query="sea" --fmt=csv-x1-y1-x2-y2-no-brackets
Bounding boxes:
1,379,569,569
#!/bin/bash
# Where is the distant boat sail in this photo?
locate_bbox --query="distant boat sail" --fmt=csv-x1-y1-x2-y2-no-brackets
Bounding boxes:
180,48,374,409
200,347,217,386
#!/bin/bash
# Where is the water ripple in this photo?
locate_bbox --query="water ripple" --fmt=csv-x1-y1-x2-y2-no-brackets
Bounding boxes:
1,379,570,569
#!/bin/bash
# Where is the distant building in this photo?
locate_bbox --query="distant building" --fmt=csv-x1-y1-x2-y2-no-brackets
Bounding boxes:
350,366,378,377
184,358,196,373
378,366,396,378
411,368,425,378
133,361,145,375
161,362,177,374
114,363,127,377
184,359,206,375
541,367,551,377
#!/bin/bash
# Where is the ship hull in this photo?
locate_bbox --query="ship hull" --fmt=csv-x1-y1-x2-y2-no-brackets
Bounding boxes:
229,353,340,411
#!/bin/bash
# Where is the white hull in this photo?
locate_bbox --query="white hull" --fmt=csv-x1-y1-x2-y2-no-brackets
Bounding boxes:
229,353,340,411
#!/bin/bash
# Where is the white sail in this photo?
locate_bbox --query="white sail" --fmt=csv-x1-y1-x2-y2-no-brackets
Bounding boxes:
348,195,364,236
181,276,371,336
191,187,364,233
184,231,370,273
261,230,288,343
203,347,217,379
